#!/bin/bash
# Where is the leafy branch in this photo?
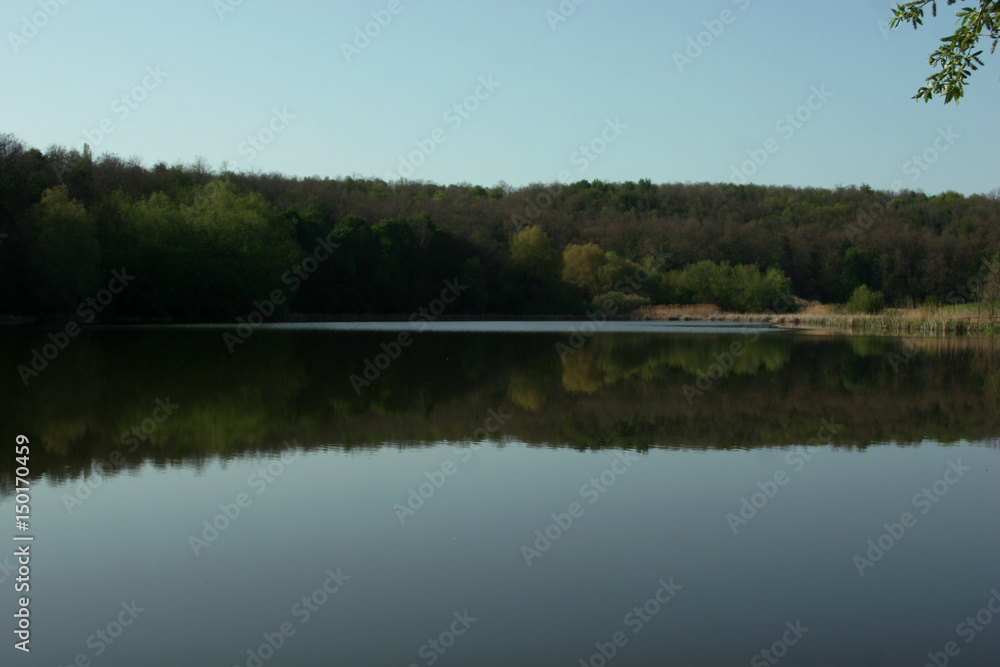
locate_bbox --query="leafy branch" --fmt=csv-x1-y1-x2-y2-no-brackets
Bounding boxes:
890,0,1000,102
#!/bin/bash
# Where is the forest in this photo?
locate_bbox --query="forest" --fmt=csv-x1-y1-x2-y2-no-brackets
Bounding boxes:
2,133,999,320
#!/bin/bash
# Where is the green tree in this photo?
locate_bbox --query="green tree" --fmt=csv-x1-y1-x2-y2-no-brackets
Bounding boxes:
124,186,301,317
20,185,100,313
116,191,189,315
890,0,1000,102
510,225,561,283
562,242,607,296
312,214,375,312
596,251,643,296
371,218,418,312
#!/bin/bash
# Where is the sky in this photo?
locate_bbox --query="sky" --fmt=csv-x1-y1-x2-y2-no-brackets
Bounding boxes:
2,0,998,195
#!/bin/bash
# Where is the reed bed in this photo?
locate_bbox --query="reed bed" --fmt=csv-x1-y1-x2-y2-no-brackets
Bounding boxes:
633,304,999,336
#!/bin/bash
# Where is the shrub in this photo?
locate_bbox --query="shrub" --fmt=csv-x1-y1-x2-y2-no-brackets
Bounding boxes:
846,285,886,314
592,291,651,314
665,261,795,312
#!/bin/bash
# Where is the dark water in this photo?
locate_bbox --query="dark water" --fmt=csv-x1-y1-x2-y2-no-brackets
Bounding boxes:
2,322,999,666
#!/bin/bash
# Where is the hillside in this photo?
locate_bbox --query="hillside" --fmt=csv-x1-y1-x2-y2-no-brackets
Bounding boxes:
2,134,999,320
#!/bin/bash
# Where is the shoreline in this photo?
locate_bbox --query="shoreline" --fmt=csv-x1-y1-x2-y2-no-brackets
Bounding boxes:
2,308,996,335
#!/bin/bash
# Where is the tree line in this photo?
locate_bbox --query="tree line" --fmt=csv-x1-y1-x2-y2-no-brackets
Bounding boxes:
1,133,999,320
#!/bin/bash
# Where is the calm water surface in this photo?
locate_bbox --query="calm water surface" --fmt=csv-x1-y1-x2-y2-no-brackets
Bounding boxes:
2,322,998,666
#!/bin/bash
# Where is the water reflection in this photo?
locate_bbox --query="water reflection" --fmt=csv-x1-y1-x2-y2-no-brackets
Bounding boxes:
2,325,1000,491
3,324,1000,665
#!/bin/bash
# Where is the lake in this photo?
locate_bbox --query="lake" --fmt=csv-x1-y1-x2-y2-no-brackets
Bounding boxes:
2,322,999,666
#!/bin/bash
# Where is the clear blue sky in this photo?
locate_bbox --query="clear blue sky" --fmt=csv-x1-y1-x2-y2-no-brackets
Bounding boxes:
2,0,998,195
